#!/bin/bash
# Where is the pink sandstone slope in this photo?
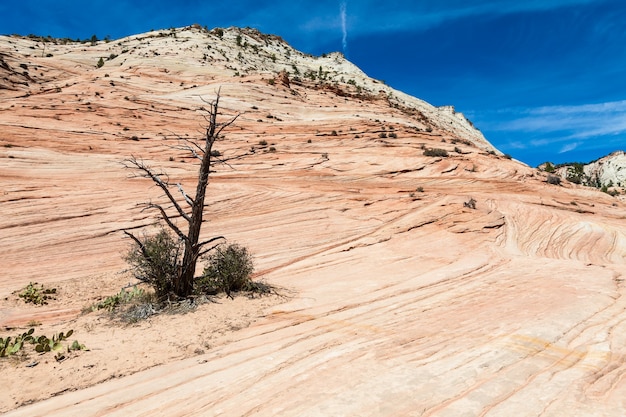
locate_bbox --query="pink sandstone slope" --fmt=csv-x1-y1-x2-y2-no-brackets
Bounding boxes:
1,27,625,416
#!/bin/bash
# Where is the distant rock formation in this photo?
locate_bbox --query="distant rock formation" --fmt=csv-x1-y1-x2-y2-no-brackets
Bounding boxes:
584,151,626,188
540,151,626,193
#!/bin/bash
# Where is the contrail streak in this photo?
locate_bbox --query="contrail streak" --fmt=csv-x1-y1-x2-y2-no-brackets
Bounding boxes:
340,1,348,54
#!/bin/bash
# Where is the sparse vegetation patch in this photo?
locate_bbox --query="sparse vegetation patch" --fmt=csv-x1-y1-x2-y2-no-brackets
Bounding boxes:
1,328,87,362
464,198,477,209
197,243,260,298
124,227,182,300
90,286,147,312
423,148,448,157
547,175,562,185
18,282,57,305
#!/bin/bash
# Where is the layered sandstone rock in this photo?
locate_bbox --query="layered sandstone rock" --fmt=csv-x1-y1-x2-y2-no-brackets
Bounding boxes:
1,26,625,416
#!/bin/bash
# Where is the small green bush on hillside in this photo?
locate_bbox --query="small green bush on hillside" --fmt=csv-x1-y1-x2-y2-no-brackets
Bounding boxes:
547,175,561,185
18,282,57,305
423,148,448,157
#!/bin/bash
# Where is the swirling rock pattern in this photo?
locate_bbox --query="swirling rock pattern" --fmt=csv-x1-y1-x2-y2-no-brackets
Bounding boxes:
1,27,625,416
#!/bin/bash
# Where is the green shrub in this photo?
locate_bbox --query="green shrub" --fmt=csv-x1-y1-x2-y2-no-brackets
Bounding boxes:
547,175,561,185
198,243,254,297
566,163,586,184
601,185,620,196
18,282,57,305
90,286,146,312
0,328,34,357
0,328,86,361
423,148,448,157
125,228,183,299
464,198,477,209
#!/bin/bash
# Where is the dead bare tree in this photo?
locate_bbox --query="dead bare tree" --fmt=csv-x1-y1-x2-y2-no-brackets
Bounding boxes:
123,91,242,299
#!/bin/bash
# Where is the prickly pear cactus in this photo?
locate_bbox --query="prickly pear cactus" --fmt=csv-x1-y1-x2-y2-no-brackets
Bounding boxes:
2,328,84,357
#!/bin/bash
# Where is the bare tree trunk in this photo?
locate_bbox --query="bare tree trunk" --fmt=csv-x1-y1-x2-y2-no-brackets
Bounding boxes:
176,95,220,295
124,91,240,299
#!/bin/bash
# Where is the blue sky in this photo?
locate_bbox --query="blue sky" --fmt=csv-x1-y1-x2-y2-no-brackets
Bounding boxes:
2,1,625,166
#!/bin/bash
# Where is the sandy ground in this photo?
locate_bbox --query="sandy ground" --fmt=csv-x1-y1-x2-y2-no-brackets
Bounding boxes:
0,271,285,412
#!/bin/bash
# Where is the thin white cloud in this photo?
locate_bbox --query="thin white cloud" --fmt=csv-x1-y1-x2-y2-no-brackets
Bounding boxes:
337,0,600,35
486,100,626,140
530,139,552,147
480,99,626,159
559,142,581,153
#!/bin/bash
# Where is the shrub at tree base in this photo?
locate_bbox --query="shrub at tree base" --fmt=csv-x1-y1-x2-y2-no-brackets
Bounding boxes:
126,231,262,300
198,243,255,297
124,228,183,299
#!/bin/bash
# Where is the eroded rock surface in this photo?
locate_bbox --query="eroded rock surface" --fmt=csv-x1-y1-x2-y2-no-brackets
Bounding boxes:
1,27,625,416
